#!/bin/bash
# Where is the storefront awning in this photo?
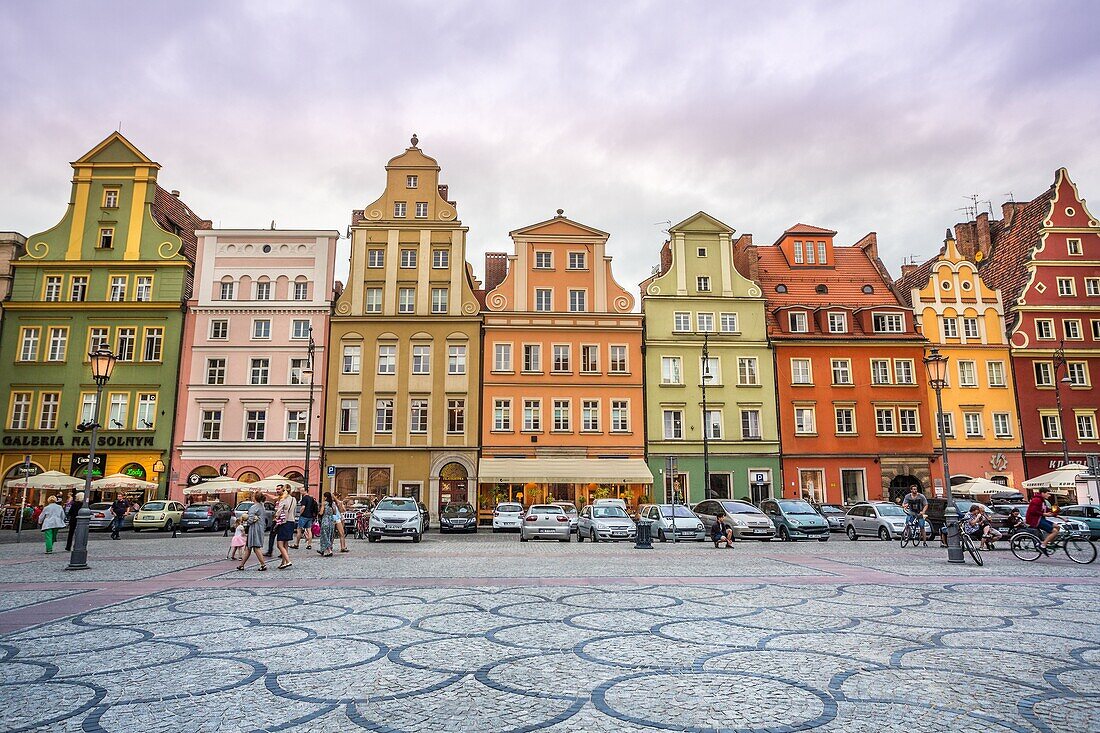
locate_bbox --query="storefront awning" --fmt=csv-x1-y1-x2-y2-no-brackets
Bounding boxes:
478,458,653,485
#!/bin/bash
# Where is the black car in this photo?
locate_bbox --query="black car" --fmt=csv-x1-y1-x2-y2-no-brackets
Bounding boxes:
439,502,478,533
179,502,233,532
418,501,431,532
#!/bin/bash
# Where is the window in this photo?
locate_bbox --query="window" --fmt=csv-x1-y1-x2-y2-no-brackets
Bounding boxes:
674,312,690,332
393,202,407,218
286,409,306,440
18,328,39,361
993,412,1012,438
400,249,416,268
611,401,629,432
290,358,307,385
663,410,683,440
794,407,816,434
98,227,114,249
44,276,62,302
9,392,31,429
609,345,627,373
365,288,382,313
581,344,599,373
987,361,1006,387
1086,278,1100,297
1077,414,1097,440
738,357,758,386
696,276,711,292
398,288,415,313
697,313,714,332
70,276,88,302
534,251,552,269
252,319,271,339
47,328,67,362
805,242,815,264
1034,361,1054,387
201,409,222,440
893,360,914,385
831,359,851,385
139,327,163,362
582,400,600,432
377,345,396,374
937,412,955,438
411,344,431,375
568,252,587,269
102,188,119,208
1041,414,1061,440
961,317,979,339
406,175,418,188
133,393,156,430
433,249,449,269
661,356,682,384
255,281,272,300
719,313,738,333
1056,277,1075,296
817,241,827,264
793,241,804,264
569,289,586,312
88,327,109,353
741,409,761,440
250,358,270,385
701,356,719,383
1067,362,1089,386
942,317,959,338
367,249,384,268
1064,320,1082,340
210,320,228,340
827,312,847,333
1068,238,1083,255
206,358,226,385
294,281,309,300
415,202,428,218
1094,320,1100,340
375,399,394,433
898,408,919,434
493,343,512,372
339,400,358,433
835,407,855,435
245,410,266,440
493,399,512,431
871,359,891,385
875,408,895,434
958,360,977,387
219,281,235,300
789,312,808,332
410,400,428,434
116,328,136,361
523,400,542,431
523,344,541,372
703,409,721,439
553,400,571,431
38,393,60,430
431,288,447,313
448,345,466,375
791,358,812,385
697,247,708,257
292,319,311,340
132,275,152,302
107,393,128,430
872,312,904,333
534,288,552,312
552,344,571,372
342,345,361,374
109,276,127,302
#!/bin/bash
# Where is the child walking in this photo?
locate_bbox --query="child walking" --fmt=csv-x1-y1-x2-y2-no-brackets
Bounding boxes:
228,515,247,560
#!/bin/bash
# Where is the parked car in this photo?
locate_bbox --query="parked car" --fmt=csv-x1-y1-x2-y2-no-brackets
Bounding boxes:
492,502,525,532
367,496,423,542
232,501,275,527
692,499,775,540
519,504,572,542
551,501,579,533
761,499,830,542
577,504,637,542
637,504,705,541
417,501,431,533
1058,505,1100,539
132,501,186,532
816,503,848,532
439,502,478,533
87,502,134,532
178,502,233,532
845,501,908,541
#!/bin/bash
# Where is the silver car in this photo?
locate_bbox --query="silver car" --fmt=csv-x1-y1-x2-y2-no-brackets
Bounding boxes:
232,501,274,528
367,496,424,543
551,501,579,533
519,504,572,542
87,502,133,531
577,504,637,542
693,499,776,540
845,501,908,541
638,504,705,541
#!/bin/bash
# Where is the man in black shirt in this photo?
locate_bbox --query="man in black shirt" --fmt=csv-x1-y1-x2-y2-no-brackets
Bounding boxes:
110,497,128,539
292,489,318,550
901,486,928,543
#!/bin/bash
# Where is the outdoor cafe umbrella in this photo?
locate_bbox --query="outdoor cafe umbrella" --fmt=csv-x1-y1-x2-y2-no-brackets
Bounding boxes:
952,476,1013,497
248,474,304,492
3,470,85,492
1022,464,1087,494
184,475,252,496
91,472,158,493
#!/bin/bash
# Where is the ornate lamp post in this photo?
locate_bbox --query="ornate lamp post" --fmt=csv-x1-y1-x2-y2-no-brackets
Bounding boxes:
70,349,117,570
301,325,317,499
701,331,712,499
923,347,963,564
1052,344,1072,467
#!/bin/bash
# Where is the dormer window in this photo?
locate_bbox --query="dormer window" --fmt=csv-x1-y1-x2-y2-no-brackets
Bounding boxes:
827,312,847,333
817,241,827,264
872,312,904,333
793,241,804,264
406,175,418,188
789,312,808,333
805,242,816,264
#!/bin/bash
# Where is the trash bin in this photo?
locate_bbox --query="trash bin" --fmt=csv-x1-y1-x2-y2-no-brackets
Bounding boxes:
635,519,653,550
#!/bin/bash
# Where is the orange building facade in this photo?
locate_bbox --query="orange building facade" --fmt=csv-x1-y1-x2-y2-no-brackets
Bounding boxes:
478,212,651,519
757,225,935,505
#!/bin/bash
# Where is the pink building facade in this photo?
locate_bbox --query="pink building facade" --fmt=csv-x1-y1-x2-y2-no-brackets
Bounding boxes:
171,229,339,501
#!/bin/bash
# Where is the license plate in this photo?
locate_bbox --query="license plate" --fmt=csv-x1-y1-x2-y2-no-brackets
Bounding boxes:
612,531,627,536
540,528,556,532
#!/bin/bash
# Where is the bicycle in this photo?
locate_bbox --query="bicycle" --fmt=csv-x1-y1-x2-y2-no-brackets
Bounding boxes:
956,525,984,566
899,512,930,548
1010,524,1097,564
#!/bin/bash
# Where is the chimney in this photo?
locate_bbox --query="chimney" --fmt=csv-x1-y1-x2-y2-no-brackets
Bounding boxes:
731,234,759,281
975,212,992,261
857,231,878,261
658,240,672,275
900,263,919,278
954,221,977,261
484,252,508,292
437,185,454,205
170,190,180,197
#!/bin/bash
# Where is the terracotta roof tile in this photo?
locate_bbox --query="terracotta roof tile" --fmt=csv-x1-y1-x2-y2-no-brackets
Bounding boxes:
891,251,940,307
151,185,211,300
977,183,1055,323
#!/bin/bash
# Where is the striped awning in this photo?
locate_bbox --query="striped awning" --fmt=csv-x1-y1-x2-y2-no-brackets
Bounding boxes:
478,458,653,485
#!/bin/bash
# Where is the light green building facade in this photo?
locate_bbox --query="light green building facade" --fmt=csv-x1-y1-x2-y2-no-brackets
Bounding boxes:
641,212,780,504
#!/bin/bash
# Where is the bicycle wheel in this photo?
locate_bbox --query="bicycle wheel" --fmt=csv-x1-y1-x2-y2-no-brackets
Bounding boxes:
961,533,984,566
1064,538,1097,565
900,526,911,548
1011,532,1041,562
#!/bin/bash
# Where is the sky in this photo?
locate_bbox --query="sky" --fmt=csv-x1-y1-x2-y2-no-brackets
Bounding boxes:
2,0,1099,294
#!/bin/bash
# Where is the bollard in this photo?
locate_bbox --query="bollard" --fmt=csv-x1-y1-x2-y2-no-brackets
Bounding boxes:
634,519,654,550
67,507,92,570
943,519,965,564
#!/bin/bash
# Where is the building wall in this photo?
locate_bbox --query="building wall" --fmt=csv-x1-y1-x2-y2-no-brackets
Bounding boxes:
0,232,27,304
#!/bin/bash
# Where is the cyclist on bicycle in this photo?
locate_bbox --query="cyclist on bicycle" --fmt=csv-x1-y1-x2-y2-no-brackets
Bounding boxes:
901,486,928,542
1025,487,1059,553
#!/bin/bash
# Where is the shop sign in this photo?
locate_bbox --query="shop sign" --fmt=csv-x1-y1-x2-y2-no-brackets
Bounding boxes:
0,434,155,449
70,453,107,479
120,462,147,480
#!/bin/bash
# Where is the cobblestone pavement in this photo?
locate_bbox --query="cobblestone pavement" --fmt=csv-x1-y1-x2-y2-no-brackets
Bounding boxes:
0,532,1097,733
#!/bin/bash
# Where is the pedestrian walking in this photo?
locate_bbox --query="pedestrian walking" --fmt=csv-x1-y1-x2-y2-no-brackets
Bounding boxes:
274,486,298,570
333,495,349,553
38,496,66,554
228,515,248,560
264,490,278,558
317,491,337,557
64,491,85,551
109,496,128,540
291,489,318,550
237,490,268,571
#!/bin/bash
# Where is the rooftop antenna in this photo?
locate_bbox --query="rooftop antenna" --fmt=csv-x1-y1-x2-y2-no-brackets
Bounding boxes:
117,121,122,132
1004,192,1015,204
654,220,671,233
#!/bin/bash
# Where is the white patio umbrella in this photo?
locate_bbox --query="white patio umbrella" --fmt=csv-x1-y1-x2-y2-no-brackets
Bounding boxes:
3,470,84,491
952,476,1014,497
248,474,304,491
91,472,158,492
1022,464,1087,494
185,476,252,496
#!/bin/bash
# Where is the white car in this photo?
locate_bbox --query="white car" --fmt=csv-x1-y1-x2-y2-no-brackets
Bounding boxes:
367,496,423,543
492,502,525,532
637,504,706,541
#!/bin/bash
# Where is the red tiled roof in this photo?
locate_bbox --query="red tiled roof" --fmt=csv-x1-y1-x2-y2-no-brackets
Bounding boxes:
977,183,1055,324
891,249,942,308
784,223,838,235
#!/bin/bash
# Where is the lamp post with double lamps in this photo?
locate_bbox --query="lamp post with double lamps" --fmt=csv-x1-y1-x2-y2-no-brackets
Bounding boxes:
923,347,963,564
701,330,713,499
301,325,317,499
1052,344,1073,467
69,349,117,570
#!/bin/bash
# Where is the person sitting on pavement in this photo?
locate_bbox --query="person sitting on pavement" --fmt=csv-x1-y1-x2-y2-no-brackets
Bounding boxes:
962,505,1002,550
711,511,734,549
1003,508,1026,535
1025,488,1059,553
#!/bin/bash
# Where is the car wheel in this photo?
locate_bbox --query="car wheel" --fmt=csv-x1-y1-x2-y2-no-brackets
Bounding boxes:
520,534,529,542
846,525,858,541
559,535,570,542
818,537,829,542
577,530,585,542
878,526,891,541
412,533,422,544
165,520,174,532
179,527,188,533
657,529,667,542
367,535,378,543
779,526,791,542
590,528,599,543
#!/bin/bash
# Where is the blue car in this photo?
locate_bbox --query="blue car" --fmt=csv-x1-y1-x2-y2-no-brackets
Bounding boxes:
1059,505,1100,539
760,498,830,542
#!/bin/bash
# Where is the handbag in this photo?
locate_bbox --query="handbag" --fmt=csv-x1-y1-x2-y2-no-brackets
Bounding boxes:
312,521,321,537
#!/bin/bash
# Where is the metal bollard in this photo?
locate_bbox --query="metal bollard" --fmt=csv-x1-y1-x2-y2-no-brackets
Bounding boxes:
67,507,92,570
943,519,965,564
634,519,654,550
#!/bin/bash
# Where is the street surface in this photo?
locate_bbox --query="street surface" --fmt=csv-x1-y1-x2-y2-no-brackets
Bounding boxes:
0,531,1097,732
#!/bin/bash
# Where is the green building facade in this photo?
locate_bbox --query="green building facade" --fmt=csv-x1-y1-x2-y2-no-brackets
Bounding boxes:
641,212,781,504
0,133,208,506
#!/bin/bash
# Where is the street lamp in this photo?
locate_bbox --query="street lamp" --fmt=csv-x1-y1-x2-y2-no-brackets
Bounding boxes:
923,347,963,564
1052,344,1072,467
701,330,712,499
301,325,317,499
70,348,117,570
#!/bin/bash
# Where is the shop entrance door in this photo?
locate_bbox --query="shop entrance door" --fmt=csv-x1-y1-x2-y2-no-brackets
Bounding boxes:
799,469,825,504
841,469,866,505
439,462,469,505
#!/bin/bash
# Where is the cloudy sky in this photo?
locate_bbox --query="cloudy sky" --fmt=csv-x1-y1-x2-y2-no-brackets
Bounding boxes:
2,0,1098,292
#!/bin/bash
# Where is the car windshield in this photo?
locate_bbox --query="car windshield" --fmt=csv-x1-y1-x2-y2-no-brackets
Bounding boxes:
778,500,818,515
818,505,844,515
659,505,696,518
554,504,578,514
235,502,253,511
142,502,165,511
442,504,472,517
187,504,210,510
89,503,111,510
877,504,906,517
498,503,523,513
721,502,762,515
376,499,416,512
531,505,563,514
592,507,628,519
